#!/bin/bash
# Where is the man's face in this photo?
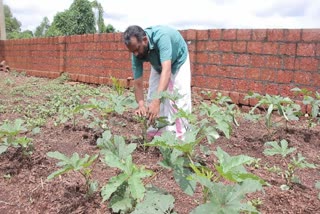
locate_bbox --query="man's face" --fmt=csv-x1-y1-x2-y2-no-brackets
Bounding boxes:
126,36,148,60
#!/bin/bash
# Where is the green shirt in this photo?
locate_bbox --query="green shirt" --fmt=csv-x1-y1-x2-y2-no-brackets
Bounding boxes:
131,25,188,79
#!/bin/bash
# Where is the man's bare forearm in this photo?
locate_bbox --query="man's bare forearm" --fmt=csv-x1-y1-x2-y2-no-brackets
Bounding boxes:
134,78,145,107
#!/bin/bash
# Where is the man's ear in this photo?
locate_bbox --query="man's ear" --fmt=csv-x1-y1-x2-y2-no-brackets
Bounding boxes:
142,36,148,44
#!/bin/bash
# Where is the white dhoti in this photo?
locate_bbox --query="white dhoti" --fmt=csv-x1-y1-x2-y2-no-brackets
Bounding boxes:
147,54,192,139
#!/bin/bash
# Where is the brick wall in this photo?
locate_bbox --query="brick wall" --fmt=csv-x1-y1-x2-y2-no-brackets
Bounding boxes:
0,29,319,105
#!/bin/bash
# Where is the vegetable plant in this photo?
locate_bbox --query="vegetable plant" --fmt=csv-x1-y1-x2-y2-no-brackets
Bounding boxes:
263,140,316,189
97,131,154,213
0,119,33,156
291,87,320,128
46,151,99,197
245,92,301,136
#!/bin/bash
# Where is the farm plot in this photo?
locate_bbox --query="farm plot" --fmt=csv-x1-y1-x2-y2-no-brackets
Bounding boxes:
0,71,319,214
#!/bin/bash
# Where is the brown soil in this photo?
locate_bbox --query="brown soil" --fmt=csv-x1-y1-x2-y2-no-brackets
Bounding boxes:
0,72,319,214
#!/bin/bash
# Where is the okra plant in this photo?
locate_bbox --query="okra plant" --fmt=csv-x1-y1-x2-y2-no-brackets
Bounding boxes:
245,92,301,136
46,151,99,197
291,87,320,128
97,131,154,213
263,139,316,189
0,118,33,156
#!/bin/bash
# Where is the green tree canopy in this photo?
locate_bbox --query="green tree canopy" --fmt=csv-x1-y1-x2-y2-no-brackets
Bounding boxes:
46,0,116,36
34,17,50,37
4,4,22,39
47,0,96,36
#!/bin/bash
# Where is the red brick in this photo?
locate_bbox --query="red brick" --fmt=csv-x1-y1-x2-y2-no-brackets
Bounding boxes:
208,53,221,64
294,71,312,85
279,84,296,97
246,68,261,80
82,34,94,42
265,83,279,95
197,30,209,40
279,43,296,56
206,41,219,51
219,41,233,52
302,29,320,42
186,30,197,40
237,29,251,40
179,30,187,38
105,33,115,41
284,29,301,42
239,93,250,105
233,41,247,53
196,53,208,64
261,69,276,81
206,77,220,89
312,73,320,87
277,70,293,83
205,65,219,76
297,43,316,56
265,56,282,69
195,64,205,75
197,41,209,51
247,80,264,94
188,43,196,51
220,78,234,91
247,42,263,54
114,33,123,42
316,43,320,56
267,29,284,41
263,42,279,55
192,76,207,88
252,29,267,41
295,57,318,72
209,29,221,40
222,53,236,65
230,66,246,79
283,57,296,70
229,91,240,104
250,55,265,67
222,29,237,40
236,54,250,66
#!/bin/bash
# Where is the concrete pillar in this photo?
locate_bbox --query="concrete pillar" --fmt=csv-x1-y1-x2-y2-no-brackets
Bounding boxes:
0,0,6,40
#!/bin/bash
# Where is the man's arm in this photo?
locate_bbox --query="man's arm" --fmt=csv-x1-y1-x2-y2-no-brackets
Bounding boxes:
134,77,147,116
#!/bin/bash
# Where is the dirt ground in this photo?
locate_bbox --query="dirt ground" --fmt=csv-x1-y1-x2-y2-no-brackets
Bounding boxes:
0,71,319,214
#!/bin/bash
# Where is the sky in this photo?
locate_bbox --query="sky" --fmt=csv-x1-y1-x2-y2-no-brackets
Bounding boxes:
3,0,320,32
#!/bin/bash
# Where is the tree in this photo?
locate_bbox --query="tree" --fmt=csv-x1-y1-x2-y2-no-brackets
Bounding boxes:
4,4,34,39
105,24,116,33
4,4,21,39
47,0,96,36
91,0,106,33
46,0,116,36
34,17,50,37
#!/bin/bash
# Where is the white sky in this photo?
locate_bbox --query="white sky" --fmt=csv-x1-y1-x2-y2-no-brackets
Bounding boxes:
3,0,320,32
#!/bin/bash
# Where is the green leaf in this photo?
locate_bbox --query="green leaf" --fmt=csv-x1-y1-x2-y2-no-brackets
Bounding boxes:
88,180,99,196
128,169,153,200
47,166,72,180
47,151,70,164
173,163,197,196
263,140,296,158
0,145,8,155
132,186,175,214
191,179,263,214
214,147,263,184
101,173,129,202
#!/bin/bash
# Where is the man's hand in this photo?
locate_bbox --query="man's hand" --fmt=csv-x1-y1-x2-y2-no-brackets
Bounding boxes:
135,104,147,117
147,99,161,122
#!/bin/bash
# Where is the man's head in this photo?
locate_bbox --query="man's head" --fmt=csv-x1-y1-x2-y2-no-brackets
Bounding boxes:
123,25,149,60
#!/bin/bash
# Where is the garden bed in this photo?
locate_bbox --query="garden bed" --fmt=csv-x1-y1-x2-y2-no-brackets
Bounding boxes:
0,71,319,214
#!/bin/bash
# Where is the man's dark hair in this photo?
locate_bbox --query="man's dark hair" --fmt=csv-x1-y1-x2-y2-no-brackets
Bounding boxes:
123,25,146,45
